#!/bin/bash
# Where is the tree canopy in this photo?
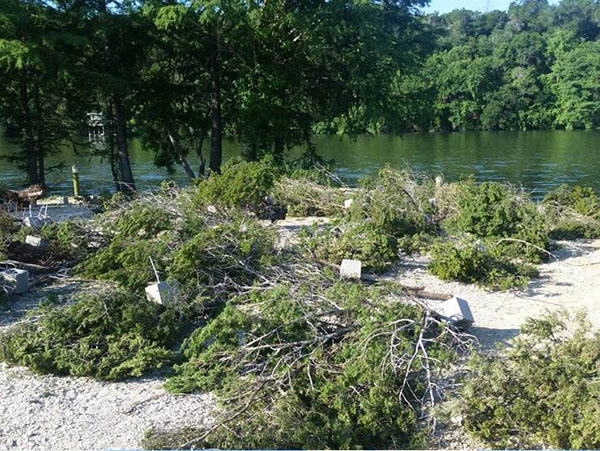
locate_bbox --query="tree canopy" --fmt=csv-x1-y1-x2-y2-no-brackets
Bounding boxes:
1,0,600,190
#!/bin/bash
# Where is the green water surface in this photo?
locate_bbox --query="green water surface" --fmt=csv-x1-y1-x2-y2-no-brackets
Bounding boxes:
1,131,599,198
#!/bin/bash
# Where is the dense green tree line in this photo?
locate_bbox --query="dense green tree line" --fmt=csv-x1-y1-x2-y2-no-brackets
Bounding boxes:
1,0,600,190
417,0,600,132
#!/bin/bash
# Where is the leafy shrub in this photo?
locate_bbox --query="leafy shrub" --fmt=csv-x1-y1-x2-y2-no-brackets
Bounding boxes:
112,203,175,239
78,238,172,292
0,289,189,380
272,176,344,217
460,311,600,449
302,222,399,273
168,218,277,291
444,181,549,263
79,189,278,298
151,281,463,450
77,197,181,292
543,184,600,218
397,231,439,255
346,166,434,237
40,221,94,261
194,158,278,212
543,185,600,239
297,167,437,274
428,240,538,290
0,210,16,260
548,219,600,240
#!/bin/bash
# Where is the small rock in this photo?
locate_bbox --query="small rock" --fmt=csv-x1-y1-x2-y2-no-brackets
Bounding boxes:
207,205,217,214
451,415,463,425
344,199,354,209
340,259,362,280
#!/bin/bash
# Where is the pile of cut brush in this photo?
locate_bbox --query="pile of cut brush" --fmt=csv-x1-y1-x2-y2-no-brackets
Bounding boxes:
1,160,600,449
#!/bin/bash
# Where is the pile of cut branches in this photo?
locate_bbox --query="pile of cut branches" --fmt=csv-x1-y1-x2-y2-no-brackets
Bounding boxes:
144,277,473,449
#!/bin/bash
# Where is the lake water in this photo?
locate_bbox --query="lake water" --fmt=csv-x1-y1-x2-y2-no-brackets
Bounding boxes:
1,131,599,198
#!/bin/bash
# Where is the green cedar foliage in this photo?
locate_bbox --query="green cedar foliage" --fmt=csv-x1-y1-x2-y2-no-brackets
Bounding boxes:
150,281,462,450
78,190,278,297
543,184,600,239
302,222,399,273
302,166,435,273
461,311,600,449
428,240,539,290
443,180,550,263
194,158,278,212
77,202,176,292
168,218,277,292
0,289,189,380
271,176,344,217
0,209,17,261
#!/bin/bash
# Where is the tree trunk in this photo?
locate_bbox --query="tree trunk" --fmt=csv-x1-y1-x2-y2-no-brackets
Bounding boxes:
103,100,120,191
196,131,206,177
111,94,135,193
19,72,38,186
209,51,222,173
99,0,134,193
167,130,196,179
33,80,45,187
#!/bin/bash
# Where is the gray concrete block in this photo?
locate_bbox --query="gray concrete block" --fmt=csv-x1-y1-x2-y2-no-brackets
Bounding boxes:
433,296,474,330
1,269,30,294
145,282,177,305
340,259,362,280
25,235,49,250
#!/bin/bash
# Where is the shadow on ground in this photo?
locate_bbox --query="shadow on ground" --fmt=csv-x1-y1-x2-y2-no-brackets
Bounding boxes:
1,280,93,329
552,239,599,260
470,326,520,351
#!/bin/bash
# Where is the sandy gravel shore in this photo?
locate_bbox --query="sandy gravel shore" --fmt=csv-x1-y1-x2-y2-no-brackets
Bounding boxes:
0,364,215,450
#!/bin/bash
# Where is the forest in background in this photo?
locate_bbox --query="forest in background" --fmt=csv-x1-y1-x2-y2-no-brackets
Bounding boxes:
1,0,599,191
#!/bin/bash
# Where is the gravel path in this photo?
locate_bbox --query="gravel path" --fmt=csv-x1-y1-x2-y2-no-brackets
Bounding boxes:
0,364,215,450
392,239,600,349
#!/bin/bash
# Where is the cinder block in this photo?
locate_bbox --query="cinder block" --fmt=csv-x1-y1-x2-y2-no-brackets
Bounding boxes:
1,269,30,294
433,296,474,330
145,282,177,305
340,259,362,280
25,235,49,250
344,199,354,209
